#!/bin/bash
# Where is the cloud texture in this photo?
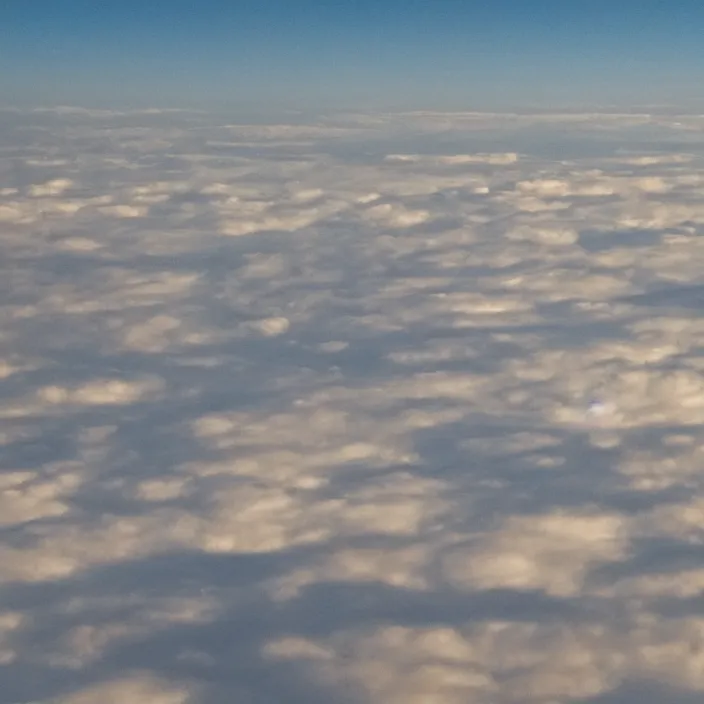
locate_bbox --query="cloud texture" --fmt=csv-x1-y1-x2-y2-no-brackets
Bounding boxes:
3,106,704,703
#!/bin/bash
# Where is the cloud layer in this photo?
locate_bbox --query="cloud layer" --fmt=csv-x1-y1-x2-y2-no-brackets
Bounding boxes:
3,106,704,703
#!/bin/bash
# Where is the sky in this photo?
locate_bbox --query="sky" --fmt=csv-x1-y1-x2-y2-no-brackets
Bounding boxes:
5,5,704,704
1,0,703,111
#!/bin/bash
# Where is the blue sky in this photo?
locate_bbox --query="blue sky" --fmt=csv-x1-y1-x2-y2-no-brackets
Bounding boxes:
1,0,702,111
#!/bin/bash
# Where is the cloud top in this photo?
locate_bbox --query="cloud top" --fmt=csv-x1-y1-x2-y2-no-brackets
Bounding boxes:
3,107,704,702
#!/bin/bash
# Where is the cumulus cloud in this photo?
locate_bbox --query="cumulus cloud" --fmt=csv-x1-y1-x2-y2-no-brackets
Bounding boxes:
4,105,704,703
57,673,194,704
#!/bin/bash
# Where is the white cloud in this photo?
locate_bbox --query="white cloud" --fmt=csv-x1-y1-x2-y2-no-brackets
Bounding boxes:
28,178,74,197
57,673,194,704
364,202,430,228
99,204,148,218
248,316,291,337
5,106,704,702
443,510,628,596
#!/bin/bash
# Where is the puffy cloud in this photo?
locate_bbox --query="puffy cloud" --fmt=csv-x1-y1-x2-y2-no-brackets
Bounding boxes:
57,673,194,704
443,510,628,596
28,178,74,197
4,106,704,703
